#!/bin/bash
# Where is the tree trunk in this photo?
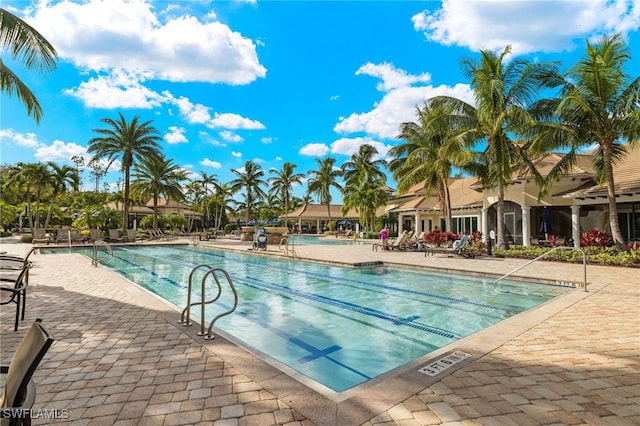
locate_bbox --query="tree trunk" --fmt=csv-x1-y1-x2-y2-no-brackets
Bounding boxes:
123,167,130,233
497,179,509,250
602,143,627,251
153,194,159,230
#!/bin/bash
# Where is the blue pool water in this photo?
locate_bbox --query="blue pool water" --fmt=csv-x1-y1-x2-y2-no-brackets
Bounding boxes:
45,245,570,392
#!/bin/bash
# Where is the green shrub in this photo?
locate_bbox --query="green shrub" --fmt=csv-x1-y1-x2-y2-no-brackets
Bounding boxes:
493,245,640,267
21,235,33,243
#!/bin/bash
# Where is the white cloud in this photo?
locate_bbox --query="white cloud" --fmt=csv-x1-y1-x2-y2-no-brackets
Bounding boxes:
200,158,222,168
231,151,243,158
166,94,212,124
34,140,88,162
208,113,266,130
335,62,473,139
165,126,187,144
64,70,165,109
412,0,640,55
27,0,266,85
219,131,244,143
330,137,392,160
261,137,275,144
299,143,329,157
0,129,41,149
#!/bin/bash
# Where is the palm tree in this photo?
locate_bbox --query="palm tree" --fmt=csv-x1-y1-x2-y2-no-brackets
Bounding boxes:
431,46,558,249
230,160,267,222
87,112,162,232
341,144,387,187
0,8,57,122
530,33,639,251
390,101,473,233
196,171,218,228
342,177,388,232
5,162,50,231
269,162,304,221
43,162,78,230
212,183,236,231
306,157,342,222
131,155,186,230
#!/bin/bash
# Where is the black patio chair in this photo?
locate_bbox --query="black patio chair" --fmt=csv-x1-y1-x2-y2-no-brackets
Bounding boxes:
0,318,55,426
0,267,29,332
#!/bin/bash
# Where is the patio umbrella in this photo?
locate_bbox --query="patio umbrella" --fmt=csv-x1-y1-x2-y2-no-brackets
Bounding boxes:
540,207,552,239
338,219,352,226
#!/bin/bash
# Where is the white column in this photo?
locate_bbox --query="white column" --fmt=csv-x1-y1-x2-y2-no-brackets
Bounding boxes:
397,215,402,235
571,205,580,248
482,207,489,243
414,212,421,233
316,219,320,234
521,205,531,247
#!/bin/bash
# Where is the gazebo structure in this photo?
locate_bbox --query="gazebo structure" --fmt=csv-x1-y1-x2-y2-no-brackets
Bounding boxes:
283,204,360,234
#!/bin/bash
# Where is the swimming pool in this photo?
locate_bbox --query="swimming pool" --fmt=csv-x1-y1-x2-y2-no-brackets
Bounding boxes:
45,245,571,393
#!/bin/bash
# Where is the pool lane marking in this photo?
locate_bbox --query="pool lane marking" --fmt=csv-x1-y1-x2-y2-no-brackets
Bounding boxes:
111,248,460,338
161,245,523,315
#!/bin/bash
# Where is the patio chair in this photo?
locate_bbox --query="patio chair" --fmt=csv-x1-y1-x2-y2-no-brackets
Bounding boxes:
31,229,49,245
0,266,29,332
125,229,142,243
0,248,36,271
0,318,54,425
69,229,84,244
425,235,476,259
107,229,124,243
381,231,411,251
89,228,102,242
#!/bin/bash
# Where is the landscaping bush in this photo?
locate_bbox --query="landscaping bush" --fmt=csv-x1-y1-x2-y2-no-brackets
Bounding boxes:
580,228,612,248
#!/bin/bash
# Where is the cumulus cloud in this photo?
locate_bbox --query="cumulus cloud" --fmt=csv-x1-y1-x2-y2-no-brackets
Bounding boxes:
412,0,640,54
200,158,222,168
299,143,330,157
219,131,244,143
208,113,265,130
330,137,392,160
335,62,473,139
164,126,187,144
231,151,243,158
0,129,41,149
26,0,266,85
34,140,88,163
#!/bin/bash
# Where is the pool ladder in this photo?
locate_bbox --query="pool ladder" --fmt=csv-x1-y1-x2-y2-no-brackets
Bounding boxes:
91,240,113,266
179,264,239,340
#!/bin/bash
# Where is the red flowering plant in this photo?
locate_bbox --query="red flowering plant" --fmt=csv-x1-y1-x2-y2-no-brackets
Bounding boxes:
424,229,459,247
580,228,612,248
467,230,486,253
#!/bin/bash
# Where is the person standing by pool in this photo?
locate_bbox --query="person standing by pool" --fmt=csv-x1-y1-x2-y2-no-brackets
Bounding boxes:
380,226,389,250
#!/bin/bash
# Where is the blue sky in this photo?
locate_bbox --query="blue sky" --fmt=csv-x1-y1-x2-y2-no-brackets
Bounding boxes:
2,0,639,201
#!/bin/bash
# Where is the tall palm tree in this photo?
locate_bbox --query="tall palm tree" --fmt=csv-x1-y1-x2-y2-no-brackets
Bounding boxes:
431,46,558,249
0,8,57,122
230,160,267,222
212,182,236,230
342,177,388,232
306,157,342,222
5,162,50,231
88,112,162,232
390,101,473,233
196,171,218,228
269,162,304,221
341,144,387,187
131,155,186,230
530,33,639,251
43,162,78,230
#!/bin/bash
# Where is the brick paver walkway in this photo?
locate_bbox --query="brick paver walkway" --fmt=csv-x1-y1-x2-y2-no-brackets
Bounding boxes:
1,237,638,425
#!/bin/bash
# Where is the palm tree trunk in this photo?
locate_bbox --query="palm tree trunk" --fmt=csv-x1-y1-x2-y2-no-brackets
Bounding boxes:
153,195,159,230
441,181,453,234
123,167,131,233
497,180,508,250
602,144,627,251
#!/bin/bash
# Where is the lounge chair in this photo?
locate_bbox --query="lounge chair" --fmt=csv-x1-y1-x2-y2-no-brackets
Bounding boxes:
0,266,29,331
374,231,411,251
0,248,36,271
89,228,102,242
107,229,124,243
31,228,49,245
424,235,476,258
0,318,54,424
126,229,142,243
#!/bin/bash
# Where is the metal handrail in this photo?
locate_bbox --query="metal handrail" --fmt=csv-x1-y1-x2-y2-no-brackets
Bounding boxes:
91,240,113,266
179,265,239,340
493,246,588,292
279,236,296,257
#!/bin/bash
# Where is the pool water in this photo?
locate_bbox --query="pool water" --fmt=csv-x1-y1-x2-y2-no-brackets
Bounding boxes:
45,245,570,393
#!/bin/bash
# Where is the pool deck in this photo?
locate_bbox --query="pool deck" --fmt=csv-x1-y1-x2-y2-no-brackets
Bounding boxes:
1,235,638,425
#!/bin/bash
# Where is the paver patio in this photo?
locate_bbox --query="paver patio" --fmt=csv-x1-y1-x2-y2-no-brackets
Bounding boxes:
1,236,638,425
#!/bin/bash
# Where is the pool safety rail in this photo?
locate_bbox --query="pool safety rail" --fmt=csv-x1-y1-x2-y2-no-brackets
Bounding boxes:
279,236,296,258
493,246,588,293
91,240,113,267
179,265,239,340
